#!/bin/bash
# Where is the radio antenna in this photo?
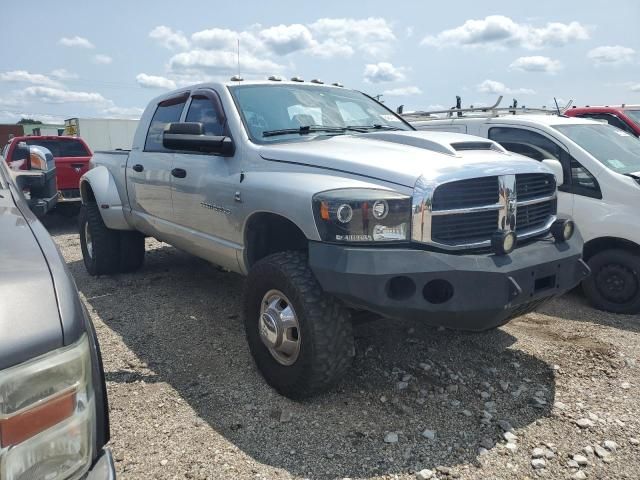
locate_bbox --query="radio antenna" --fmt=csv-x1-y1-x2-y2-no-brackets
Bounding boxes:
553,97,561,115
237,38,241,79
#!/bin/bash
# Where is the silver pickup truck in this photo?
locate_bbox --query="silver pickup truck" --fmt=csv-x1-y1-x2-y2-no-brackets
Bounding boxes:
79,79,589,398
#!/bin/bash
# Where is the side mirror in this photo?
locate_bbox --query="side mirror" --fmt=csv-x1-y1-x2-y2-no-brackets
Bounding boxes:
541,159,564,185
162,122,235,156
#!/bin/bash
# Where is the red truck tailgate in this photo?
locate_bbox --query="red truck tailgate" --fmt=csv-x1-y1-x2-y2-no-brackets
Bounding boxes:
54,156,91,191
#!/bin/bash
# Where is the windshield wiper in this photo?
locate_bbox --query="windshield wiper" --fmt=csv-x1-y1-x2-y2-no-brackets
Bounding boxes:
347,124,404,131
263,125,349,138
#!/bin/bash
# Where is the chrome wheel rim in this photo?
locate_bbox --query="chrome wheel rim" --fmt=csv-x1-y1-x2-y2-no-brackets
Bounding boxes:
84,222,93,259
259,289,301,366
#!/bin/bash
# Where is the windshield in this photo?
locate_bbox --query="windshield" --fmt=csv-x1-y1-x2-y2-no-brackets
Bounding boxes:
12,138,90,159
625,109,640,127
553,123,640,174
229,84,412,143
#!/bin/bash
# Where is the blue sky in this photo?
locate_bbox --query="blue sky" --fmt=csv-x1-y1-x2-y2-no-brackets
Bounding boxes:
1,0,638,123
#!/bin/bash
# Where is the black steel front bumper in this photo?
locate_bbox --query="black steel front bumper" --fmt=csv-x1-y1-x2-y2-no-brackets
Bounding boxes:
309,233,589,331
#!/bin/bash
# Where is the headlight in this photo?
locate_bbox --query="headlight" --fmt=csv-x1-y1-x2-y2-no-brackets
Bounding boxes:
313,189,411,243
0,334,95,480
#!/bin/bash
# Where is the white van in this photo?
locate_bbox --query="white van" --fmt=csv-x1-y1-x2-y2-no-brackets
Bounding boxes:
411,112,640,314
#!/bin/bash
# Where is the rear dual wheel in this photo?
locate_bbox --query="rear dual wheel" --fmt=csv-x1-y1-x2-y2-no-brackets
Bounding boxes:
79,201,145,275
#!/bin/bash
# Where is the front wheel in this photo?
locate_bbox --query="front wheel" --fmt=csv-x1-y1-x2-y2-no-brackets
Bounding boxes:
583,249,640,314
244,251,354,398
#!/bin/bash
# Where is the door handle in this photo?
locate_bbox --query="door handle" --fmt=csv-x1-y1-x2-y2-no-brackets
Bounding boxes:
132,164,144,172
171,168,187,178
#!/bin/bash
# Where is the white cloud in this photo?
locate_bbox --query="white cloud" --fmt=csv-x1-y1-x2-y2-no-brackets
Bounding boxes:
102,106,144,119
382,86,422,96
149,26,190,50
509,56,562,74
364,62,406,83
136,73,177,89
59,36,95,49
421,15,588,50
309,17,396,57
169,49,283,74
477,79,535,95
0,110,65,124
631,83,640,92
587,46,635,66
21,86,110,105
93,54,113,65
0,70,62,87
259,24,315,55
50,68,78,80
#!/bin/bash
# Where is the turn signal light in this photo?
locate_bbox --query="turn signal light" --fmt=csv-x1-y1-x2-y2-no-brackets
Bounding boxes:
0,390,76,447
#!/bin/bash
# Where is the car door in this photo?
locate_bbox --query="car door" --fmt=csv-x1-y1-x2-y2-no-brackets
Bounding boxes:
169,88,241,268
126,93,188,235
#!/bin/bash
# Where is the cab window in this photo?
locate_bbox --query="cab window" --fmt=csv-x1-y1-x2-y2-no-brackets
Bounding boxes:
185,96,224,136
488,126,601,199
144,95,188,152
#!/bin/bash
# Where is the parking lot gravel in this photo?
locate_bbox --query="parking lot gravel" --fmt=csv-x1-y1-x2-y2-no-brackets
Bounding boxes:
44,212,639,480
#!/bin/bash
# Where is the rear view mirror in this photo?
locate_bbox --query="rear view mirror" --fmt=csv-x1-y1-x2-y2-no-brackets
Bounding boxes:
163,122,235,156
541,159,564,185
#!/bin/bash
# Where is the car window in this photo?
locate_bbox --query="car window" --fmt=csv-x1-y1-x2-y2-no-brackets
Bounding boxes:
185,97,224,136
488,127,562,160
489,126,601,198
11,139,89,159
553,123,640,175
579,113,634,134
230,84,410,144
144,96,188,152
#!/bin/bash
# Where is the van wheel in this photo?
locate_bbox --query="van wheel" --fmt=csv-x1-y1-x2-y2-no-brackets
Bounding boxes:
79,202,120,276
244,251,354,398
583,249,640,314
119,231,145,272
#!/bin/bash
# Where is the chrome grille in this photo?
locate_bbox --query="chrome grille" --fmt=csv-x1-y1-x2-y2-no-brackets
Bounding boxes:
414,173,557,250
516,173,556,201
431,176,498,210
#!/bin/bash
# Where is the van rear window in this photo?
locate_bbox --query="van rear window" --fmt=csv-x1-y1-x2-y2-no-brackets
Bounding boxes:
13,139,90,159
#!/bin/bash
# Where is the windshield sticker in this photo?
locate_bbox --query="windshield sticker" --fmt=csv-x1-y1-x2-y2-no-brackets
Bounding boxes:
381,114,401,122
607,159,626,169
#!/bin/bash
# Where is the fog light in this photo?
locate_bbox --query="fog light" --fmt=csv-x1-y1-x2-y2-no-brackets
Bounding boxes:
492,230,517,255
551,219,574,243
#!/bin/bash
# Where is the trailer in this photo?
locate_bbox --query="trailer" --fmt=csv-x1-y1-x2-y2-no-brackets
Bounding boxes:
64,117,139,152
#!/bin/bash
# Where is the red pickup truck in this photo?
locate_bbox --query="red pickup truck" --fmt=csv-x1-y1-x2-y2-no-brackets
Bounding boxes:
565,105,640,137
2,136,92,202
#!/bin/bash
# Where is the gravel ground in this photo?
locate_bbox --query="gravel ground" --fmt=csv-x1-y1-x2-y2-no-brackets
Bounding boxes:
44,212,639,480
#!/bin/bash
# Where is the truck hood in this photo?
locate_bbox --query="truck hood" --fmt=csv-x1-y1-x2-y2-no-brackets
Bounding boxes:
0,190,63,370
258,131,551,187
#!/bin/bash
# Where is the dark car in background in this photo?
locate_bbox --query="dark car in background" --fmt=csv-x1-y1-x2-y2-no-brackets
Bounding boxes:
0,152,114,479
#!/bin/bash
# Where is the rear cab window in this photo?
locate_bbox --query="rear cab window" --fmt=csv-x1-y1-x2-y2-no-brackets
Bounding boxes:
144,94,189,152
11,139,90,159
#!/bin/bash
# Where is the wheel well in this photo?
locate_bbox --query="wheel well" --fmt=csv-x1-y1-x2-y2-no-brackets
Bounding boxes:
583,236,640,261
245,213,308,267
80,181,96,203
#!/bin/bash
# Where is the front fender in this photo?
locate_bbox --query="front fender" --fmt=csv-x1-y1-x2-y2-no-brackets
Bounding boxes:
80,166,132,230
